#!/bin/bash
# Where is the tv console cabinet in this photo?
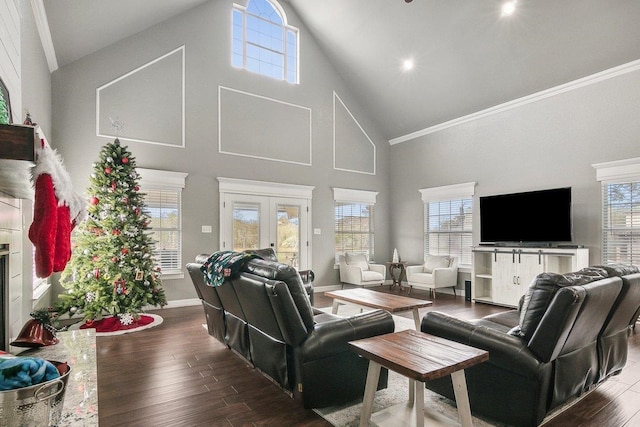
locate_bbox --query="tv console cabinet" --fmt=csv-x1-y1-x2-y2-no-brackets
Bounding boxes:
471,246,589,307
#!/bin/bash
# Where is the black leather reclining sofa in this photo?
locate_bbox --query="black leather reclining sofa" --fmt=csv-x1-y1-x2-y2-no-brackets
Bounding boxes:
187,251,395,408
421,264,640,427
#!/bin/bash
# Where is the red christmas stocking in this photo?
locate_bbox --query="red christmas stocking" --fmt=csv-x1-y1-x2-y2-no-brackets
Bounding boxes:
29,173,58,278
53,204,72,272
29,140,85,278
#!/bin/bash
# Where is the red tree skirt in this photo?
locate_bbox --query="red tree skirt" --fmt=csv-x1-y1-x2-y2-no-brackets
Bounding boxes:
80,314,161,335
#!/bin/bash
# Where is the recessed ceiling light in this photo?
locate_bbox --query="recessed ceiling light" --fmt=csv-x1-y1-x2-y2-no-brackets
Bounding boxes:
402,58,414,72
501,0,517,17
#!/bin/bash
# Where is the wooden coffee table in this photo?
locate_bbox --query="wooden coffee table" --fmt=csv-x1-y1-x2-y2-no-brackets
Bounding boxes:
324,288,432,330
349,330,489,427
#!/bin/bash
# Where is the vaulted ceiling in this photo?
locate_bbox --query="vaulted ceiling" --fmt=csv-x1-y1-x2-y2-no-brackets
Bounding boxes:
41,0,640,141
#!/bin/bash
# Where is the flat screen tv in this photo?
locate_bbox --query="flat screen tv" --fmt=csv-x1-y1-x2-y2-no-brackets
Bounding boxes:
480,187,572,245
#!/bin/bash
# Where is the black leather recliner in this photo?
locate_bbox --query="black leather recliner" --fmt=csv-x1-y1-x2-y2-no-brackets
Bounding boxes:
242,248,315,304
187,254,395,408
421,265,640,427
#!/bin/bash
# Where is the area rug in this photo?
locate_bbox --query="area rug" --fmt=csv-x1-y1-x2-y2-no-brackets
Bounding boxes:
70,313,163,336
315,305,501,426
315,370,501,427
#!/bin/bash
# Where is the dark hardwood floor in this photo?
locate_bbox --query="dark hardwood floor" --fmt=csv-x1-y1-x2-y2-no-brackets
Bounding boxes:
96,286,640,426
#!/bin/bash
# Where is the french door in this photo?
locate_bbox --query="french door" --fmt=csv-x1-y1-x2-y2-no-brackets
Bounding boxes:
220,193,310,270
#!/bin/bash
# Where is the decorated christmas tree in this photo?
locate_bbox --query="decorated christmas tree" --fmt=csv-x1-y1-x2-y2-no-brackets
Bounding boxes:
57,139,166,325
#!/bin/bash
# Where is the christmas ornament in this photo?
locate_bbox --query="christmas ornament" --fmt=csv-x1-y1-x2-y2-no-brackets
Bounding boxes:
90,196,99,205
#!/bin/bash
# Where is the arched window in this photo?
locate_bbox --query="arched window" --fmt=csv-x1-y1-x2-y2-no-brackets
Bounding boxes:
232,0,298,84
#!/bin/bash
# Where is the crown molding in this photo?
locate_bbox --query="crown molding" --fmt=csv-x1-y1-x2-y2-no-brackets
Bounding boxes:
30,0,58,73
390,58,640,145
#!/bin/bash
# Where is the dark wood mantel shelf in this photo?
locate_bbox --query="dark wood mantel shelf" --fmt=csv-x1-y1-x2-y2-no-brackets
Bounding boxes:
0,123,37,199
0,123,36,162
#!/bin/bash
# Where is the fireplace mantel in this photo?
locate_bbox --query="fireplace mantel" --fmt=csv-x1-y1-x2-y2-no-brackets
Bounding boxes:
0,123,36,199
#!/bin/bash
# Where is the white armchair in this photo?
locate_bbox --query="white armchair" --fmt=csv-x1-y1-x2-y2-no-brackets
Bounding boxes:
405,255,458,299
338,252,386,288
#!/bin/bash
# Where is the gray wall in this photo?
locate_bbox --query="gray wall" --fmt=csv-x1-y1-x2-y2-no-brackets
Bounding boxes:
21,4,51,140
19,1,53,316
50,0,391,302
389,68,640,269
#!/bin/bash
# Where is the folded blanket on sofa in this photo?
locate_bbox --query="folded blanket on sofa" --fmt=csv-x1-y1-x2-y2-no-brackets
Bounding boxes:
201,250,258,287
0,354,60,391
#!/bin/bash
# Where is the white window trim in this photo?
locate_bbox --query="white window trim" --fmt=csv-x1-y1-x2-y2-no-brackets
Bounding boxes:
593,157,640,265
420,182,476,271
218,177,314,199
593,157,640,183
419,182,476,203
333,188,378,204
137,168,188,279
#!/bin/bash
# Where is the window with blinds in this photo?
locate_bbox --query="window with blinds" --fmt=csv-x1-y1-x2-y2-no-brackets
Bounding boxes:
602,181,640,265
144,189,182,273
335,202,375,263
424,198,473,267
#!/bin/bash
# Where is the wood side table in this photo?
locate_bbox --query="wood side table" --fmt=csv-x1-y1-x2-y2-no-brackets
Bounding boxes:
386,261,408,291
324,288,432,329
349,330,489,427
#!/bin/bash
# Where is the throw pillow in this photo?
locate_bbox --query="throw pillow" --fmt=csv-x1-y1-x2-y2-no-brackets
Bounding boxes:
423,255,451,273
345,252,370,271
509,267,609,341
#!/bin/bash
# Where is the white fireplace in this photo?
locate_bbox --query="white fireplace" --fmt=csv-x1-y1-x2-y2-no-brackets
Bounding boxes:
0,245,7,350
0,196,27,352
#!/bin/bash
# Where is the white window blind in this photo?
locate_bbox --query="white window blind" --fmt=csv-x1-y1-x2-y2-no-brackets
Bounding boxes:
424,199,473,266
602,182,640,265
333,188,377,263
144,189,181,272
137,168,188,277
420,182,476,268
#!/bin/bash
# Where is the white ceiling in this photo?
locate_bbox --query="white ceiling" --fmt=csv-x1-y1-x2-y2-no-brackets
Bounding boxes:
41,0,640,141
42,0,209,67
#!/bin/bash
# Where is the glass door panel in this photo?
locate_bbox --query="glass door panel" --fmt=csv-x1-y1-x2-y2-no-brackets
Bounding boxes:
232,202,261,251
271,197,308,269
275,204,300,267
